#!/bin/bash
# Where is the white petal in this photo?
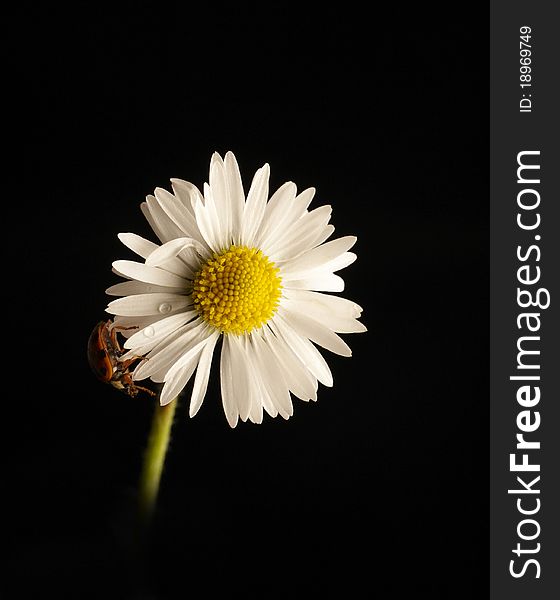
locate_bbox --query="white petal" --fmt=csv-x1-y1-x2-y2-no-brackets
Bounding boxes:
280,236,356,278
242,337,264,424
106,281,186,296
246,339,278,419
220,335,238,428
141,201,166,244
113,314,164,338
224,152,245,245
266,205,331,256
263,325,317,402
204,182,227,249
160,363,196,406
284,289,362,317
143,320,212,383
169,180,195,212
145,195,186,243
241,164,269,246
282,295,365,333
274,224,336,266
209,153,231,246
292,187,316,212
259,186,317,253
284,273,345,292
268,206,333,263
194,194,220,253
260,394,278,418
251,331,293,418
112,260,187,288
248,395,263,424
106,293,192,317
123,311,198,349
132,320,206,381
189,331,220,418
228,335,252,422
158,258,194,280
209,153,227,207
256,181,297,249
145,237,207,268
273,315,333,387
153,187,206,246
118,233,157,258
306,224,335,252
170,179,201,214
321,251,357,273
278,307,352,357
159,336,210,406
245,332,276,421
281,254,356,293
120,313,200,361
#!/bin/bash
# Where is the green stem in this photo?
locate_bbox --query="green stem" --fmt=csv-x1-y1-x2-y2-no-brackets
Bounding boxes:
138,398,177,524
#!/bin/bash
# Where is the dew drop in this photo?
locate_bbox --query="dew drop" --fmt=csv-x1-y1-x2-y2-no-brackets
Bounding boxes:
143,325,155,338
158,302,172,314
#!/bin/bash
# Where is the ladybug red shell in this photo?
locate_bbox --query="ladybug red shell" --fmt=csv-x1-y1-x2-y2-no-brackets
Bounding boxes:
87,320,155,397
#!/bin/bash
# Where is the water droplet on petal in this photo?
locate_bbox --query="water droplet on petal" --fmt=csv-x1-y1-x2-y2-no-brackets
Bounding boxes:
143,325,155,338
158,302,172,314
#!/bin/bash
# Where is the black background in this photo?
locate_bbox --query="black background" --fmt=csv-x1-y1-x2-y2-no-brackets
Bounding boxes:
10,3,487,598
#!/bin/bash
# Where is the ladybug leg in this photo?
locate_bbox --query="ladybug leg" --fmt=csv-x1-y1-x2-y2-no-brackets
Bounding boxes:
108,323,139,353
107,322,146,366
122,372,156,397
108,324,123,353
120,355,148,371
134,385,157,397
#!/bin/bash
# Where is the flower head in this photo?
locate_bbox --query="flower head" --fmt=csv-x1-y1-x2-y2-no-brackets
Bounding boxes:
106,152,365,426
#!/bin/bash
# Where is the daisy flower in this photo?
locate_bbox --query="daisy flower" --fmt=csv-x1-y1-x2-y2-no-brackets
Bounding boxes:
106,152,365,427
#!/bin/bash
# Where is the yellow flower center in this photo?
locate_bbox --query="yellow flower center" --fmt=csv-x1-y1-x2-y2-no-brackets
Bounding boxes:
192,245,282,335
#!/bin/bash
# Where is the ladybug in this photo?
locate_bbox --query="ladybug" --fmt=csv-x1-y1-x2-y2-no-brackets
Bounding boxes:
87,319,155,397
